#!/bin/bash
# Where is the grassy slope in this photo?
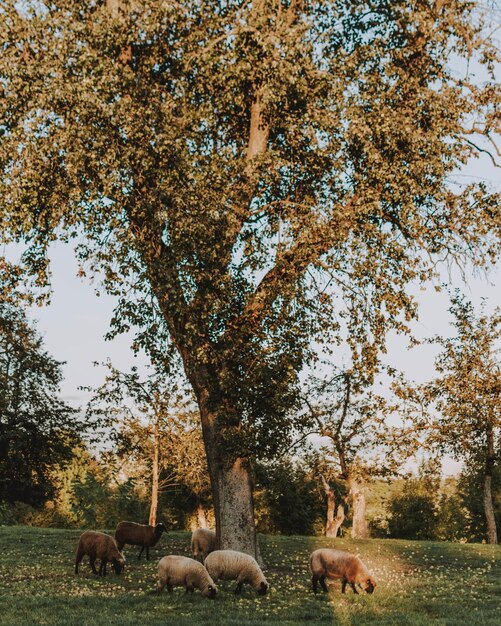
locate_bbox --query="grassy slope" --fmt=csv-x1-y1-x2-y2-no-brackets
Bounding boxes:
0,527,499,626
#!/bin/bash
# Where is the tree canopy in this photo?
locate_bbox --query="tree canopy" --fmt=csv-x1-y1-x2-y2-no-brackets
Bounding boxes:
0,302,80,506
395,293,501,543
1,0,500,553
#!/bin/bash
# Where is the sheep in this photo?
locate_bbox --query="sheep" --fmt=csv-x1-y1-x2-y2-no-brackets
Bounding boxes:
114,521,167,560
191,528,216,564
75,530,125,577
204,549,268,595
157,555,217,598
309,548,376,594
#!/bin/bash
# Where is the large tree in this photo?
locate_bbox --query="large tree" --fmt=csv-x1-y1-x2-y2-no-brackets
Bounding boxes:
0,302,79,506
402,295,500,544
1,0,500,555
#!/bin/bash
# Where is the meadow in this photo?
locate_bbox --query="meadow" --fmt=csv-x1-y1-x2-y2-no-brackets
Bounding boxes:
0,526,499,626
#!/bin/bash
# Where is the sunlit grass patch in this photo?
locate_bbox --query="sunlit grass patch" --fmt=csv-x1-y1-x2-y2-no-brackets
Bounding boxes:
0,526,499,625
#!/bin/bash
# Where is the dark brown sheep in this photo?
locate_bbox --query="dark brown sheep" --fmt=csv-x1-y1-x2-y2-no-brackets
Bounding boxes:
75,531,125,576
114,521,167,560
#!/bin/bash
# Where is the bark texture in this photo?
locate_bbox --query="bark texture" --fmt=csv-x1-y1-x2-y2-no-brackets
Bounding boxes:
320,474,345,537
483,426,498,544
148,417,160,527
198,395,258,558
349,479,369,539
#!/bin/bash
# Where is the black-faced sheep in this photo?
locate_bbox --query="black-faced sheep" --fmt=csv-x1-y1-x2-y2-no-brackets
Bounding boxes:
157,555,217,598
114,521,167,560
309,548,376,594
191,528,216,564
204,549,268,595
75,531,125,577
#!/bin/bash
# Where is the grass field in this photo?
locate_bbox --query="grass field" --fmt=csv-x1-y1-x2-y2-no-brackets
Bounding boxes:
0,526,499,625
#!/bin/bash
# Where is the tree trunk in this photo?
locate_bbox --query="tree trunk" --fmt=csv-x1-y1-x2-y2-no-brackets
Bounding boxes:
197,396,258,558
320,474,345,537
348,478,369,539
483,426,498,544
196,501,208,529
148,417,159,527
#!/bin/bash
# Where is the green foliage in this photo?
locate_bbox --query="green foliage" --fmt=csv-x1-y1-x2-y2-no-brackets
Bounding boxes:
0,302,81,507
387,460,441,540
254,458,325,535
396,293,501,542
425,294,501,464
388,487,438,541
457,464,501,542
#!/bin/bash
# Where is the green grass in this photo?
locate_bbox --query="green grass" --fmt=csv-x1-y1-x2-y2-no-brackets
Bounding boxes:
0,527,499,625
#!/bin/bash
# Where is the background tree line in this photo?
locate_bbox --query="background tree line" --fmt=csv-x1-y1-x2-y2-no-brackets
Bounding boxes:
1,298,498,543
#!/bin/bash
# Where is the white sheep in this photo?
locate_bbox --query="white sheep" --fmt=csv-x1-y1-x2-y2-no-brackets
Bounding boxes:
191,528,216,564
204,549,268,595
309,548,376,594
157,555,217,598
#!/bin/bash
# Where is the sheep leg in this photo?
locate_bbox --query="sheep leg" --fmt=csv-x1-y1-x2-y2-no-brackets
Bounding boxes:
167,583,174,593
341,578,347,594
234,582,243,594
157,577,166,594
319,576,328,592
311,575,318,593
146,547,150,561
89,557,98,576
138,546,144,560
75,554,83,575
350,583,358,594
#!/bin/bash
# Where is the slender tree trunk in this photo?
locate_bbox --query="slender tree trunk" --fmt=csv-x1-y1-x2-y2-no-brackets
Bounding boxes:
320,474,345,537
483,425,498,545
348,478,369,539
196,501,208,529
148,417,159,527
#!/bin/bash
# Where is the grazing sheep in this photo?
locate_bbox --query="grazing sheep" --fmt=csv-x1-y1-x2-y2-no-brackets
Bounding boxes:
191,528,216,564
157,555,217,598
309,548,376,594
115,521,167,560
204,550,268,595
75,531,125,577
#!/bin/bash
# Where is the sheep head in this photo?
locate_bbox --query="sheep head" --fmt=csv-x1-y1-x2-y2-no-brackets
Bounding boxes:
363,577,376,594
257,581,268,596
